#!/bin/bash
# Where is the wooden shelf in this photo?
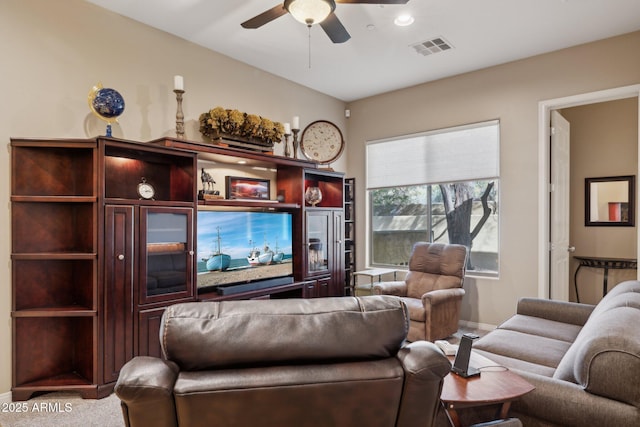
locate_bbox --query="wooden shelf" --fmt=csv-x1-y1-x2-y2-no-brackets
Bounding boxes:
11,252,97,260
12,202,96,253
13,316,95,391
17,372,94,388
11,141,96,197
103,140,195,202
11,195,97,203
198,199,300,210
104,198,194,207
151,137,318,169
13,307,96,317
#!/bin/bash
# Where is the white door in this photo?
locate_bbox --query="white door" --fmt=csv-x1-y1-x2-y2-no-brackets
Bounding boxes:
550,110,572,301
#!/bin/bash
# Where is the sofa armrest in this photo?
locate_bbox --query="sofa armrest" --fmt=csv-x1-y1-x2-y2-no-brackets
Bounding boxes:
511,369,640,427
516,298,594,326
422,288,465,305
373,281,408,296
115,356,180,427
395,341,452,427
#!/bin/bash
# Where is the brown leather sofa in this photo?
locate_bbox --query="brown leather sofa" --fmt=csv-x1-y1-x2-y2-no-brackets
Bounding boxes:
115,296,451,427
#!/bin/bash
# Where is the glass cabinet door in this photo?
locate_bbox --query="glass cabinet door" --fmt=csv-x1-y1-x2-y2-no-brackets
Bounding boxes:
307,211,329,274
140,207,194,304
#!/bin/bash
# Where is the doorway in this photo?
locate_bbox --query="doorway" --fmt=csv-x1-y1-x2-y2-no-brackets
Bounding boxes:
538,84,640,301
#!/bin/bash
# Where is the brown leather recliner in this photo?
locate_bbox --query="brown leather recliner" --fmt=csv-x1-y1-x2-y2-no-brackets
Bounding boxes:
373,242,468,342
115,296,451,427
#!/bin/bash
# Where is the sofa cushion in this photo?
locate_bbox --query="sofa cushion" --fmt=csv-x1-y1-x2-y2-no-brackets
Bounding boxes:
472,350,556,377
161,296,410,371
473,329,572,369
497,314,583,343
405,271,462,299
589,280,640,318
172,359,407,427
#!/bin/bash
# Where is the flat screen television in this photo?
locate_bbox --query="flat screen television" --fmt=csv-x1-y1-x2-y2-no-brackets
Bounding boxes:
196,210,294,294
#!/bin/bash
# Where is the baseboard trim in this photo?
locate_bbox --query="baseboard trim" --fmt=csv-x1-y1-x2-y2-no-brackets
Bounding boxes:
0,390,12,404
459,319,496,333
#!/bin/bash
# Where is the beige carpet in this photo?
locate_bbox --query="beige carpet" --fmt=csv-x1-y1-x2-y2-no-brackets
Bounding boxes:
0,392,123,427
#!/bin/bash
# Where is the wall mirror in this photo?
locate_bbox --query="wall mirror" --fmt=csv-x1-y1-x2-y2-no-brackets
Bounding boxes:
585,175,635,226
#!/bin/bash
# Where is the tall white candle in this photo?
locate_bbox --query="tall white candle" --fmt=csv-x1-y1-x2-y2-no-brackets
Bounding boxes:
174,75,184,91
292,116,300,130
284,122,291,134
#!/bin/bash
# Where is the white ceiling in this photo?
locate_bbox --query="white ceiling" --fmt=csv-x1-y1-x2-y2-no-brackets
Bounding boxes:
85,0,640,102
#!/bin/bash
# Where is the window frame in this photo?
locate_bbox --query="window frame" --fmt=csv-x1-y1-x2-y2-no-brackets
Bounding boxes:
365,120,501,278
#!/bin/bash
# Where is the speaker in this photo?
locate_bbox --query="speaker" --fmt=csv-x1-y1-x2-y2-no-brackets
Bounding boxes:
451,333,480,378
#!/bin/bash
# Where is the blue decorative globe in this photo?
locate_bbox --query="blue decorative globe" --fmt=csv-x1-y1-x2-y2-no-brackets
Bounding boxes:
92,88,125,119
88,83,125,136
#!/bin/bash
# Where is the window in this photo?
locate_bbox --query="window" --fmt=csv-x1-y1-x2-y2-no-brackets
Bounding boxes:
366,121,500,277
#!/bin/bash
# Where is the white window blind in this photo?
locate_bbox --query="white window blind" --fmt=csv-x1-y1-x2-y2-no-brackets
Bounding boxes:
366,121,499,189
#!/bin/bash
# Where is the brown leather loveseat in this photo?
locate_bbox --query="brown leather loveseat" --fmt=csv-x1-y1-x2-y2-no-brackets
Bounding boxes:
115,296,451,427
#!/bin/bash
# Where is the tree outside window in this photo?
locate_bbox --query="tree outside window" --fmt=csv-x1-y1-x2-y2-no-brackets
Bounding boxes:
370,181,498,275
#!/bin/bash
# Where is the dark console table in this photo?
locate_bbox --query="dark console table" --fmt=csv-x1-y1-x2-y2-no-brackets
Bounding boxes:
573,256,637,303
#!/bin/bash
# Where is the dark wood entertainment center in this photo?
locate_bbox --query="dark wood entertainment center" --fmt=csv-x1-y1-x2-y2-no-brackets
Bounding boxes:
10,136,345,400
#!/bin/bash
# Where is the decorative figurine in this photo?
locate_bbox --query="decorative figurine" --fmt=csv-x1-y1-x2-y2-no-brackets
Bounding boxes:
199,168,220,200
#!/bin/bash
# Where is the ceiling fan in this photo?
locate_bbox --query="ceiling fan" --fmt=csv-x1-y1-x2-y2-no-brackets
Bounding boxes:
241,0,410,44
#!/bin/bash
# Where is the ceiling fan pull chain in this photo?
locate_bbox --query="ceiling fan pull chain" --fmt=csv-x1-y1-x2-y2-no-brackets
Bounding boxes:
308,25,312,69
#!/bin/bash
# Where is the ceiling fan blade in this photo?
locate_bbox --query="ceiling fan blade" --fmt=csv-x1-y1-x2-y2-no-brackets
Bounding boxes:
336,0,410,4
320,13,351,43
241,4,288,29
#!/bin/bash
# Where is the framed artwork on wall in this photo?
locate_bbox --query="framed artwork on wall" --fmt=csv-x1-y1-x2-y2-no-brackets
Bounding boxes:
225,176,270,200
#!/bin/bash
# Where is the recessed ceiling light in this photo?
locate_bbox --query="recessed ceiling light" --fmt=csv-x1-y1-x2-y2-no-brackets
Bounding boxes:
394,14,414,27
366,24,376,31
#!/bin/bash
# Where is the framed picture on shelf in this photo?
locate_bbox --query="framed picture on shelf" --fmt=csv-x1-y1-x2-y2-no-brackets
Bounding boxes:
226,176,270,200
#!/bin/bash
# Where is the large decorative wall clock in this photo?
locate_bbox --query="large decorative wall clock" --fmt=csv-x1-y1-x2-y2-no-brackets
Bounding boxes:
300,120,345,165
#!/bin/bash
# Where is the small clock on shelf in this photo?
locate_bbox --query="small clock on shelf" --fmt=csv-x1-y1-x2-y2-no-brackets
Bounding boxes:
137,177,155,200
300,120,345,165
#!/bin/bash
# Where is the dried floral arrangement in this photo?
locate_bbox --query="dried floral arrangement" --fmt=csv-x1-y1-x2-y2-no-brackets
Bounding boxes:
199,107,285,146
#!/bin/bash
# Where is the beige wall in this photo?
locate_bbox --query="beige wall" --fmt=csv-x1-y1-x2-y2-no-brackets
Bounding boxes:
563,99,638,304
0,0,347,397
346,32,640,327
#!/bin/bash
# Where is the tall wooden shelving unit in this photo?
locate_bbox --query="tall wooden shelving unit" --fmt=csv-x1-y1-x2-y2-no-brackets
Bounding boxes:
302,169,345,297
344,178,356,295
11,139,100,400
10,136,346,400
10,137,198,400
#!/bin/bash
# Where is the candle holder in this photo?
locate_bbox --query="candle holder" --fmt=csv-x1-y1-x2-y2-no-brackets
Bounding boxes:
291,128,300,159
174,89,185,139
283,133,292,157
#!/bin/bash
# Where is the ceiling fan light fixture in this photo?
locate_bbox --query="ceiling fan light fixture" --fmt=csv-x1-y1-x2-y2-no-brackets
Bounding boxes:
284,0,335,26
394,14,415,27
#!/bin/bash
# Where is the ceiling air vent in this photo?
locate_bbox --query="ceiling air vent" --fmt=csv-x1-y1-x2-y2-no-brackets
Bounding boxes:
411,37,453,56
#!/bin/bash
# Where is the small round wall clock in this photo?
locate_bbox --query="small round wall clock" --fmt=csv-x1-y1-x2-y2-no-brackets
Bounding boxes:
137,177,155,200
300,120,345,165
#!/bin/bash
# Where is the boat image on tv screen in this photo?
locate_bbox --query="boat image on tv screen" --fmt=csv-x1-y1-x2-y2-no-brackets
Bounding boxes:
197,210,293,291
